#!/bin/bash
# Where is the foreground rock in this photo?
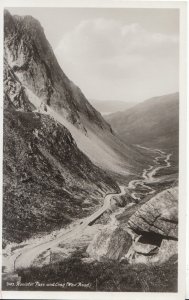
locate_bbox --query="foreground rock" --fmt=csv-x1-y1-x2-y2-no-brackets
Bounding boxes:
125,238,177,265
124,187,178,264
87,187,178,265
127,187,178,239
87,226,132,261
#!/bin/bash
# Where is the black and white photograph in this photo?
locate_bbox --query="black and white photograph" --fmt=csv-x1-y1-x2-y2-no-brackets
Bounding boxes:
0,1,187,298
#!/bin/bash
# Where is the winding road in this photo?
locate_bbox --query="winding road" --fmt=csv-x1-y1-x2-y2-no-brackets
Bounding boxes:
128,147,172,201
6,147,172,272
13,186,126,270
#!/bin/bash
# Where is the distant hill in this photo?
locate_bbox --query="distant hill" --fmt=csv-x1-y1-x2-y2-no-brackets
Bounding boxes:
105,93,179,153
90,100,137,115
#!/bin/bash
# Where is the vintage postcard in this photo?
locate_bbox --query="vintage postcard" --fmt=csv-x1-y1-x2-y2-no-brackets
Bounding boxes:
0,1,187,299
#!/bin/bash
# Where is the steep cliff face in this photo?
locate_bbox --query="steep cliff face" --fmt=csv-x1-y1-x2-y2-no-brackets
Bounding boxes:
4,58,34,112
4,10,111,132
3,10,129,245
4,10,149,175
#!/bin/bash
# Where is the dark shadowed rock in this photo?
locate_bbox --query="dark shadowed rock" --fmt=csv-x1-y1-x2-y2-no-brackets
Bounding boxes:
133,240,159,255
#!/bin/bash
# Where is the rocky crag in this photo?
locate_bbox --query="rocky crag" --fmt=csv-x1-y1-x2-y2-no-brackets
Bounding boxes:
3,10,130,244
4,10,111,132
4,10,150,175
87,187,178,265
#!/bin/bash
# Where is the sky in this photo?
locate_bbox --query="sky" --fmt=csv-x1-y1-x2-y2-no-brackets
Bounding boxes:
8,7,179,103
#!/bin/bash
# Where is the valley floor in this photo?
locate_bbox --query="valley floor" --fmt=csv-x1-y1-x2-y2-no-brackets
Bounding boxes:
2,146,178,292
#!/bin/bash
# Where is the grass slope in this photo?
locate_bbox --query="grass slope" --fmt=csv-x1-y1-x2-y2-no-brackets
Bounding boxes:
5,251,177,292
3,103,119,244
105,93,179,153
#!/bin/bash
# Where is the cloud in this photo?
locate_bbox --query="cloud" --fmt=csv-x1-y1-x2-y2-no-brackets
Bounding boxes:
55,18,179,101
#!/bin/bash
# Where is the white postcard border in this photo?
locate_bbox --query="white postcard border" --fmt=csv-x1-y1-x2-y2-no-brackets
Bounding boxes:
0,1,187,300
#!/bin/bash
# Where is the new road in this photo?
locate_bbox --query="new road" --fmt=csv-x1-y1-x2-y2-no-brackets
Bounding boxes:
14,186,126,270
9,147,172,271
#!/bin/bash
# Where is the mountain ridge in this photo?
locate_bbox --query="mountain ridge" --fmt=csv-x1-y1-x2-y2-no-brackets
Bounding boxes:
4,9,112,132
3,10,123,244
4,9,149,175
105,92,179,151
89,99,138,115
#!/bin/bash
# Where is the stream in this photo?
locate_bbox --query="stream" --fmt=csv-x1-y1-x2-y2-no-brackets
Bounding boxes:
128,147,172,201
4,147,172,272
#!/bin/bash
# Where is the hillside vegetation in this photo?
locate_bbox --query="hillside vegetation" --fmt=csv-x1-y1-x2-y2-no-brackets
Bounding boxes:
3,99,118,244
105,93,179,152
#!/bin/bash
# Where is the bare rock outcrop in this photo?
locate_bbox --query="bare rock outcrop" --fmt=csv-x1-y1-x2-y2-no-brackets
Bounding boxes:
125,238,177,265
86,226,132,261
87,187,178,265
127,187,178,239
4,9,112,132
123,187,178,264
4,58,35,112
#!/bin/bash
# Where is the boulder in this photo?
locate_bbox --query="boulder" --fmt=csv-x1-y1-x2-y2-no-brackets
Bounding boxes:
87,226,132,261
124,239,177,265
133,240,159,255
128,187,178,239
